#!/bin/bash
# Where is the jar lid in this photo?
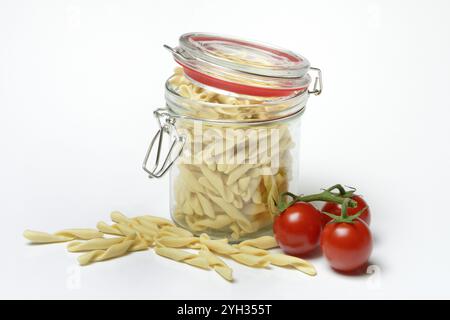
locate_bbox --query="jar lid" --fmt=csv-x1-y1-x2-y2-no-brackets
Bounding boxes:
165,32,312,97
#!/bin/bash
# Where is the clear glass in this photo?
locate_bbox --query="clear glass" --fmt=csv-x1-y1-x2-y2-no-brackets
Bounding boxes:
175,32,311,90
165,68,308,242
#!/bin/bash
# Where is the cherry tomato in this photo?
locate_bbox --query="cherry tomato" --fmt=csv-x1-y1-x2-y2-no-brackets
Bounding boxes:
321,195,371,226
273,202,323,257
320,219,372,272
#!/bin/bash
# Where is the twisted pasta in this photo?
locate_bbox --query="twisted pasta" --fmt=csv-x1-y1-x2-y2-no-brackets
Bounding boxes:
24,212,316,280
77,235,147,266
23,229,103,244
169,68,293,240
154,247,210,270
238,236,279,250
199,246,233,281
263,253,317,276
67,237,124,252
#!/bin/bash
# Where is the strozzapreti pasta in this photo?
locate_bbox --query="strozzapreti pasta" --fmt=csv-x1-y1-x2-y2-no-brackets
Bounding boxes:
24,211,316,281
23,228,103,243
168,68,295,241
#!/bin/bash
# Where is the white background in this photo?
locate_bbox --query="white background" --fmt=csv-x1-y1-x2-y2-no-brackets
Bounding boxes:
1,0,450,299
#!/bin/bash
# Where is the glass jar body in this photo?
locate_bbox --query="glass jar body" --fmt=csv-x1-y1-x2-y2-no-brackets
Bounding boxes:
166,84,306,241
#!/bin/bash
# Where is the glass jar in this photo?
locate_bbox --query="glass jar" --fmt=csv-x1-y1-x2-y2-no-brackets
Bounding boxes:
143,33,322,242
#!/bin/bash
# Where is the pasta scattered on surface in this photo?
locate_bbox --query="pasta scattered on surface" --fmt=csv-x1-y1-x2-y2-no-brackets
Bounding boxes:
24,212,316,280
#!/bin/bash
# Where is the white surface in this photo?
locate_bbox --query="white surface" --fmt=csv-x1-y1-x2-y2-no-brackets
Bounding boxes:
1,0,450,299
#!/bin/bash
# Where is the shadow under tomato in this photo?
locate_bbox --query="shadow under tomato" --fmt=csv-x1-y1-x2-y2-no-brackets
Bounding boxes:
329,260,383,277
331,263,370,276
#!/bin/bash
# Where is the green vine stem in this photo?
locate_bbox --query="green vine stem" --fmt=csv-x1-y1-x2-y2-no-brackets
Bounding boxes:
325,184,356,198
322,198,368,224
276,184,358,213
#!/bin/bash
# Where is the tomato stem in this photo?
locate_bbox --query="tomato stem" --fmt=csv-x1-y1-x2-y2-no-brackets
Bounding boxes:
277,185,358,213
322,202,368,224
296,191,356,207
326,184,356,198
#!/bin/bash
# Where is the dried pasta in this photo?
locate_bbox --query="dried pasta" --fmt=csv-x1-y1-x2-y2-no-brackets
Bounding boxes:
154,247,210,270
168,68,294,240
23,229,103,244
67,237,124,252
263,254,317,276
24,212,316,281
78,234,147,266
199,246,233,281
238,236,279,250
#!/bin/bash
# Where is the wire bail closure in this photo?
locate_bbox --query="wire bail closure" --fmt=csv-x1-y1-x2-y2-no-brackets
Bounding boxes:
142,108,186,178
308,67,323,96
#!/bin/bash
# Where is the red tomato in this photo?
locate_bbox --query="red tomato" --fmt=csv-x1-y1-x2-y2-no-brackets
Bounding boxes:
273,202,323,257
320,219,372,272
321,195,371,226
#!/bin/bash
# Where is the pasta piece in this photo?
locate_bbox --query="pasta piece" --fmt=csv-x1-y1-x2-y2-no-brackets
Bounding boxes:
154,247,210,270
128,224,158,242
185,215,206,232
226,164,254,186
110,211,132,225
139,215,174,227
115,223,138,237
208,195,252,232
198,177,220,195
23,229,103,244
235,245,268,256
156,236,199,248
199,234,239,255
160,225,194,238
129,234,149,251
190,194,204,216
134,217,160,231
230,227,240,242
229,253,269,268
199,165,227,201
199,246,233,281
238,236,279,250
97,221,124,236
77,236,136,266
67,237,124,252
238,176,251,191
252,190,262,204
197,193,215,218
194,215,233,229
182,201,194,216
230,182,240,195
242,203,267,216
263,254,317,276
97,221,137,237
179,166,204,194
232,196,243,209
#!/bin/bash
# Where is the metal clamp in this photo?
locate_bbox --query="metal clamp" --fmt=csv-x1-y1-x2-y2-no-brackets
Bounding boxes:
142,108,186,178
308,67,323,96
163,44,193,63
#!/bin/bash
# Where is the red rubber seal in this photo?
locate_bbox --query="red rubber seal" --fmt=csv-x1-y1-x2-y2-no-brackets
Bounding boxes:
179,62,306,97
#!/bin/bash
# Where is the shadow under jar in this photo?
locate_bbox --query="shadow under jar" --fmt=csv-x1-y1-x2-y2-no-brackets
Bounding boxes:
143,33,322,242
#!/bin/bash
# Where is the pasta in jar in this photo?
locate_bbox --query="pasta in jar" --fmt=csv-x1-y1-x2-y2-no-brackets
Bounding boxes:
143,33,322,242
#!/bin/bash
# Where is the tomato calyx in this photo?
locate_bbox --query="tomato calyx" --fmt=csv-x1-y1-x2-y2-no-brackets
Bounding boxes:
276,184,357,213
322,198,368,224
